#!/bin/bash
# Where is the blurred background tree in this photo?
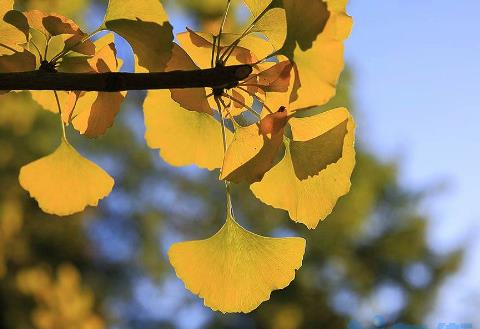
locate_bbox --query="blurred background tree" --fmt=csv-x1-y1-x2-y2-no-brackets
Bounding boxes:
0,0,463,328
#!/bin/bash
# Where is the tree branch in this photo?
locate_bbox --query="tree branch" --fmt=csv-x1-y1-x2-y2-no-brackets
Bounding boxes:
0,64,252,92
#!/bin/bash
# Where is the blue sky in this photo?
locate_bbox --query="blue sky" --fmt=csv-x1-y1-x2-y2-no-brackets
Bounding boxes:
345,0,480,323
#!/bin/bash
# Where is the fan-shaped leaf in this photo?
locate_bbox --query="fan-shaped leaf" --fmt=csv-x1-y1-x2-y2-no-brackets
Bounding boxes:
243,0,273,18
19,139,114,216
169,213,305,313
251,108,355,229
221,111,286,184
103,0,173,72
167,43,212,114
144,90,232,170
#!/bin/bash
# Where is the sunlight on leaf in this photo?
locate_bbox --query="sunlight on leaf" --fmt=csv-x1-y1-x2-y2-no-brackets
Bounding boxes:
72,92,125,138
243,0,273,18
169,212,305,313
250,8,287,54
30,90,69,114
70,34,126,137
282,0,330,52
144,90,232,170
251,108,355,229
24,10,95,56
0,5,28,52
166,43,213,114
286,0,352,110
103,0,173,72
221,112,286,184
19,139,114,216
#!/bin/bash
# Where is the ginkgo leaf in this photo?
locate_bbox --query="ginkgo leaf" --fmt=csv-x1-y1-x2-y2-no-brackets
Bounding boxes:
250,8,287,54
0,11,29,53
0,1,13,18
289,34,344,110
254,59,292,93
24,11,95,56
221,113,286,184
71,91,125,138
251,108,356,229
18,139,114,216
282,0,330,53
229,88,254,116
177,29,266,68
168,213,305,313
144,90,232,170
0,50,36,72
167,43,212,114
68,34,125,137
243,0,273,18
259,106,289,136
287,0,352,110
103,0,173,72
30,90,71,114
30,34,125,137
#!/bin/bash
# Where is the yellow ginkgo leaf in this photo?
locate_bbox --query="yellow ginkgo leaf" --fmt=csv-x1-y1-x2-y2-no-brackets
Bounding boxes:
167,43,212,114
169,213,305,313
251,108,356,229
103,0,173,72
0,50,36,73
69,34,126,138
71,91,125,138
0,2,28,52
288,0,352,110
250,8,287,54
30,91,71,114
221,115,285,184
0,0,13,17
24,10,95,56
243,0,273,18
18,139,114,216
282,0,330,52
144,90,232,170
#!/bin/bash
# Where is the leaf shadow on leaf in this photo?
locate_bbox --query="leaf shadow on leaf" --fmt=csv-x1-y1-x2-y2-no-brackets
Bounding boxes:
290,119,347,180
3,10,29,38
106,19,173,72
224,133,285,184
42,15,77,36
281,0,330,56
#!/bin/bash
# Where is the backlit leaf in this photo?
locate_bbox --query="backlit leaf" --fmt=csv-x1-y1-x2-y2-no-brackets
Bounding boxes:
250,8,287,54
289,33,344,110
167,43,213,114
0,2,28,51
251,108,355,229
282,0,330,52
19,139,114,216
243,0,273,18
221,112,286,184
0,50,36,72
177,29,267,68
287,0,352,110
71,91,125,138
169,213,305,313
24,10,95,56
103,0,173,72
144,90,232,170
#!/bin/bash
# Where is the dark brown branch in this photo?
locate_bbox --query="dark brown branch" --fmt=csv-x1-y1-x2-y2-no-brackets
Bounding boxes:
0,64,252,92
